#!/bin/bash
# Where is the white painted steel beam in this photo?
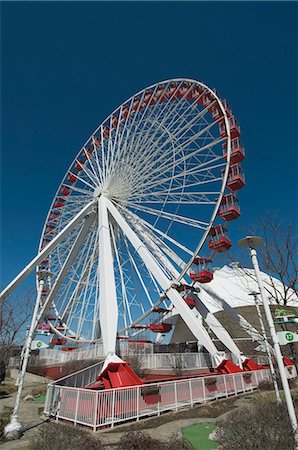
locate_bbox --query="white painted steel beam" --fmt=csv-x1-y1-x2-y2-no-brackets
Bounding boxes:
97,196,118,356
193,293,242,366
0,200,96,301
36,211,96,324
200,284,266,346
106,198,220,360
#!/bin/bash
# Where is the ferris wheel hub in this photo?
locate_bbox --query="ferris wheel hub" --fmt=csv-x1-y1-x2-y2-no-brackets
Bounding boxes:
93,186,103,198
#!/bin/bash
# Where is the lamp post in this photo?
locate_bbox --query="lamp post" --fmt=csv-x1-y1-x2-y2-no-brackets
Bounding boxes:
239,236,298,446
4,270,51,440
249,291,281,402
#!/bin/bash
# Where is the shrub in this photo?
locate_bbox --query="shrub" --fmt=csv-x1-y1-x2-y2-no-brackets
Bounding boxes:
116,431,191,450
217,398,297,449
204,377,217,386
31,385,47,397
0,406,13,440
258,379,274,391
29,422,103,450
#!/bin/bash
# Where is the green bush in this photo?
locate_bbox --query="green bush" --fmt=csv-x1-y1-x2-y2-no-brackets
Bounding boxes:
29,422,103,450
217,398,297,449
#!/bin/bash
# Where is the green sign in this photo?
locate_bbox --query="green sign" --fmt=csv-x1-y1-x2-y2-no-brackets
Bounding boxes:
285,332,294,342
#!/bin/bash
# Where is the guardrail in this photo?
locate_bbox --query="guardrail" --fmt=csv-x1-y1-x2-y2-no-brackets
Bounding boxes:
44,368,271,430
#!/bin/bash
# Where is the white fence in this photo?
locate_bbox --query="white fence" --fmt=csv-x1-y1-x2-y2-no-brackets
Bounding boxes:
44,368,271,430
142,352,215,370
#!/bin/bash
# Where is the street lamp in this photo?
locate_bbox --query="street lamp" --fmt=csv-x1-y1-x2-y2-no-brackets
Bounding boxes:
248,291,281,402
4,270,51,440
239,236,298,445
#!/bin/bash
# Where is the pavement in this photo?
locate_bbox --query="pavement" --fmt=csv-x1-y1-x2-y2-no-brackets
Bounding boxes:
0,377,49,450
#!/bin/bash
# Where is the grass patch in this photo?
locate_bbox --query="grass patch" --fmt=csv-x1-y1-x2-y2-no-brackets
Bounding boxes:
182,424,219,450
34,394,46,403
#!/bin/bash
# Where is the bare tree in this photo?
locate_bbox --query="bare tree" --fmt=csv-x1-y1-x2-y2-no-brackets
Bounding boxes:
230,214,297,306
0,289,33,365
254,215,297,306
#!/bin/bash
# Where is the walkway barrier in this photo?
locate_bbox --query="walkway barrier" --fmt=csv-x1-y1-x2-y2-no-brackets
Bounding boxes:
44,368,271,430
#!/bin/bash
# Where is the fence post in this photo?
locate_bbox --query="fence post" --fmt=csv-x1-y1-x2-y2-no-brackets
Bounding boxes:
74,389,80,426
111,389,116,428
223,375,228,398
241,373,245,393
93,391,99,432
137,386,140,421
202,377,206,403
174,381,178,411
189,380,193,406
232,374,237,395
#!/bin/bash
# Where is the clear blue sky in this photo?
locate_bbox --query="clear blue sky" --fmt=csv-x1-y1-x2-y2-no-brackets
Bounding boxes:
1,1,297,289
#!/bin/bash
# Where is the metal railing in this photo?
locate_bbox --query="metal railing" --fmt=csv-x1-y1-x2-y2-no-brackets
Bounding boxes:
44,368,271,430
141,352,215,370
53,360,104,388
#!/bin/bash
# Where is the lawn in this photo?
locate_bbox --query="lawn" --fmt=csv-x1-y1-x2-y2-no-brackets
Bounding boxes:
182,423,220,450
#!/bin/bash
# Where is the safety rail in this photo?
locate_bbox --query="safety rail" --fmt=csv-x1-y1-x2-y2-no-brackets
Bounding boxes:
52,360,104,387
44,368,271,430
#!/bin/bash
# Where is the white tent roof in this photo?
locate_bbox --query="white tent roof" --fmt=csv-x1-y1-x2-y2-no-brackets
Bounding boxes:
200,264,298,313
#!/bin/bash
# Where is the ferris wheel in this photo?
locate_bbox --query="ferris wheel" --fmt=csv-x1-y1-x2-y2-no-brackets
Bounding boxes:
1,78,245,361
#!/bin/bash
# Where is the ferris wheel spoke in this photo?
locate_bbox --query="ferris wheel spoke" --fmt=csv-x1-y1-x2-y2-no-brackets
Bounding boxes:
130,100,213,175
60,229,97,325
119,202,209,230
124,239,155,309
132,128,223,188
126,81,190,167
131,157,226,195
127,82,202,169
127,210,194,256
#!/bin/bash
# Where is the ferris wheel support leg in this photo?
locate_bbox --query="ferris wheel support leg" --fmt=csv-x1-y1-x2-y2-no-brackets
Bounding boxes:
36,211,96,324
0,200,96,301
193,294,243,367
97,196,119,358
4,276,45,440
106,198,221,363
201,284,270,352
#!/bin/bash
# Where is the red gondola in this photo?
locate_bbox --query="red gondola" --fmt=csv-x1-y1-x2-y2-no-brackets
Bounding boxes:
60,186,71,196
149,323,172,333
223,138,245,164
143,90,155,106
92,136,101,149
51,338,67,346
219,115,240,139
218,194,240,221
103,125,110,138
155,86,167,103
184,297,196,309
54,199,65,208
74,161,84,172
227,164,245,191
121,106,129,120
190,257,213,283
167,83,178,100
221,99,232,117
208,224,232,252
153,307,170,313
67,173,77,183
111,116,119,129
192,87,204,104
132,98,143,112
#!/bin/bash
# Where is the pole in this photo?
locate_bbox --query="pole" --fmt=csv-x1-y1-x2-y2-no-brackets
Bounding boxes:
244,241,298,446
4,273,46,439
251,292,281,402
